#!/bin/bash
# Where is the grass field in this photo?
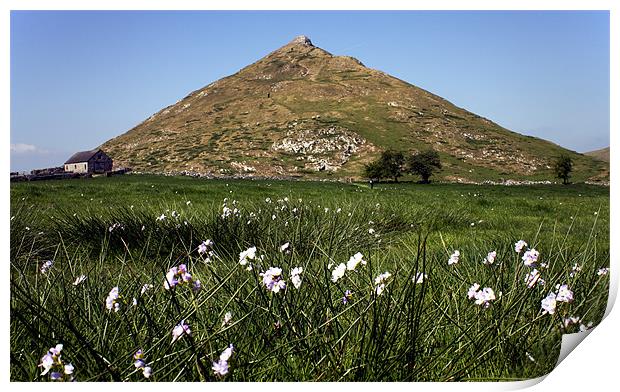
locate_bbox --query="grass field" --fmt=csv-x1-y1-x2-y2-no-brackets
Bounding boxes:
10,175,610,381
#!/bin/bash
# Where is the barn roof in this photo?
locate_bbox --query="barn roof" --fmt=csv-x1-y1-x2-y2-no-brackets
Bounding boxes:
64,149,101,164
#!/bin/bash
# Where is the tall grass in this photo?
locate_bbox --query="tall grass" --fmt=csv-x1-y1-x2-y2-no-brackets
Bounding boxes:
10,179,610,381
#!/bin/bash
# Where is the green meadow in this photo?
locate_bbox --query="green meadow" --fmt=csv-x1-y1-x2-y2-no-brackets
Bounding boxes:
10,175,610,381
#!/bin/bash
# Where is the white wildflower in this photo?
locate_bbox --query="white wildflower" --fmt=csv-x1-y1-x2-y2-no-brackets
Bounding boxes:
448,250,460,265
41,260,54,274
260,267,287,293
239,246,257,266
483,251,496,265
555,284,574,303
374,272,391,285
597,267,609,276
331,263,346,283
414,272,427,284
171,320,191,343
522,249,539,267
105,287,121,312
221,206,232,219
346,252,366,271
514,240,528,253
467,283,481,300
212,360,229,376
140,283,153,295
222,311,233,326
541,292,557,315
212,344,234,376
291,267,303,289
220,344,234,362
72,275,87,286
473,287,496,308
563,316,581,328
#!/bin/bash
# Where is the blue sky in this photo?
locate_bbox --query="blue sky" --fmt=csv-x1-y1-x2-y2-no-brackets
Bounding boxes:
10,10,610,172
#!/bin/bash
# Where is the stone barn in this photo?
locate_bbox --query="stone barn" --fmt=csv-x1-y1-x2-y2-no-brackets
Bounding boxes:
64,149,113,174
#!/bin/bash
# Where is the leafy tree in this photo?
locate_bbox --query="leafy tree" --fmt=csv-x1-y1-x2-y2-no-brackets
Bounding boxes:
407,149,442,183
554,155,573,185
364,160,384,181
379,149,405,182
363,149,405,182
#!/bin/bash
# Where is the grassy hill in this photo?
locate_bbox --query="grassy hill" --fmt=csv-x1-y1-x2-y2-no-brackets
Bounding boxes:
585,147,609,162
101,36,606,183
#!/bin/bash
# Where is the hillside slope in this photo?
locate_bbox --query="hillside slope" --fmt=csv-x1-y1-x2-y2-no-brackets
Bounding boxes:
585,147,609,162
101,36,606,182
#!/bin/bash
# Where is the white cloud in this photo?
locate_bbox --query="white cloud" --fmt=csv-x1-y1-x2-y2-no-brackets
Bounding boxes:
10,143,38,154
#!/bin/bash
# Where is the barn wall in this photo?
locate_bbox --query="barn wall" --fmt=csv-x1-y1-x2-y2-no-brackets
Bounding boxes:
64,163,88,173
88,151,113,173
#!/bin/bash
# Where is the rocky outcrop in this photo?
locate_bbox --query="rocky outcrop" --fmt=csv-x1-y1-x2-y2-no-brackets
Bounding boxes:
272,125,367,172
290,35,313,46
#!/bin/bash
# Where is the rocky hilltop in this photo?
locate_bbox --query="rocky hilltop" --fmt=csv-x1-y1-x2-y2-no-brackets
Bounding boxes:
101,36,606,182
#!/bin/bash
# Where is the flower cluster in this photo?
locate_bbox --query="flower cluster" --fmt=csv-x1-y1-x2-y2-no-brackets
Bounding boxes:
290,267,303,289
171,320,192,343
331,263,347,283
556,284,574,302
212,344,234,376
514,240,528,253
540,292,557,314
239,246,257,270
541,284,574,315
448,250,460,265
467,283,496,308
331,252,367,283
597,267,609,276
41,260,54,274
374,272,392,296
522,249,540,267
105,286,121,312
39,344,74,381
221,205,240,219
199,245,217,263
198,239,214,255
482,251,496,265
519,241,547,289
346,252,366,271
164,264,201,292
108,222,124,233
260,267,287,293
133,349,152,378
